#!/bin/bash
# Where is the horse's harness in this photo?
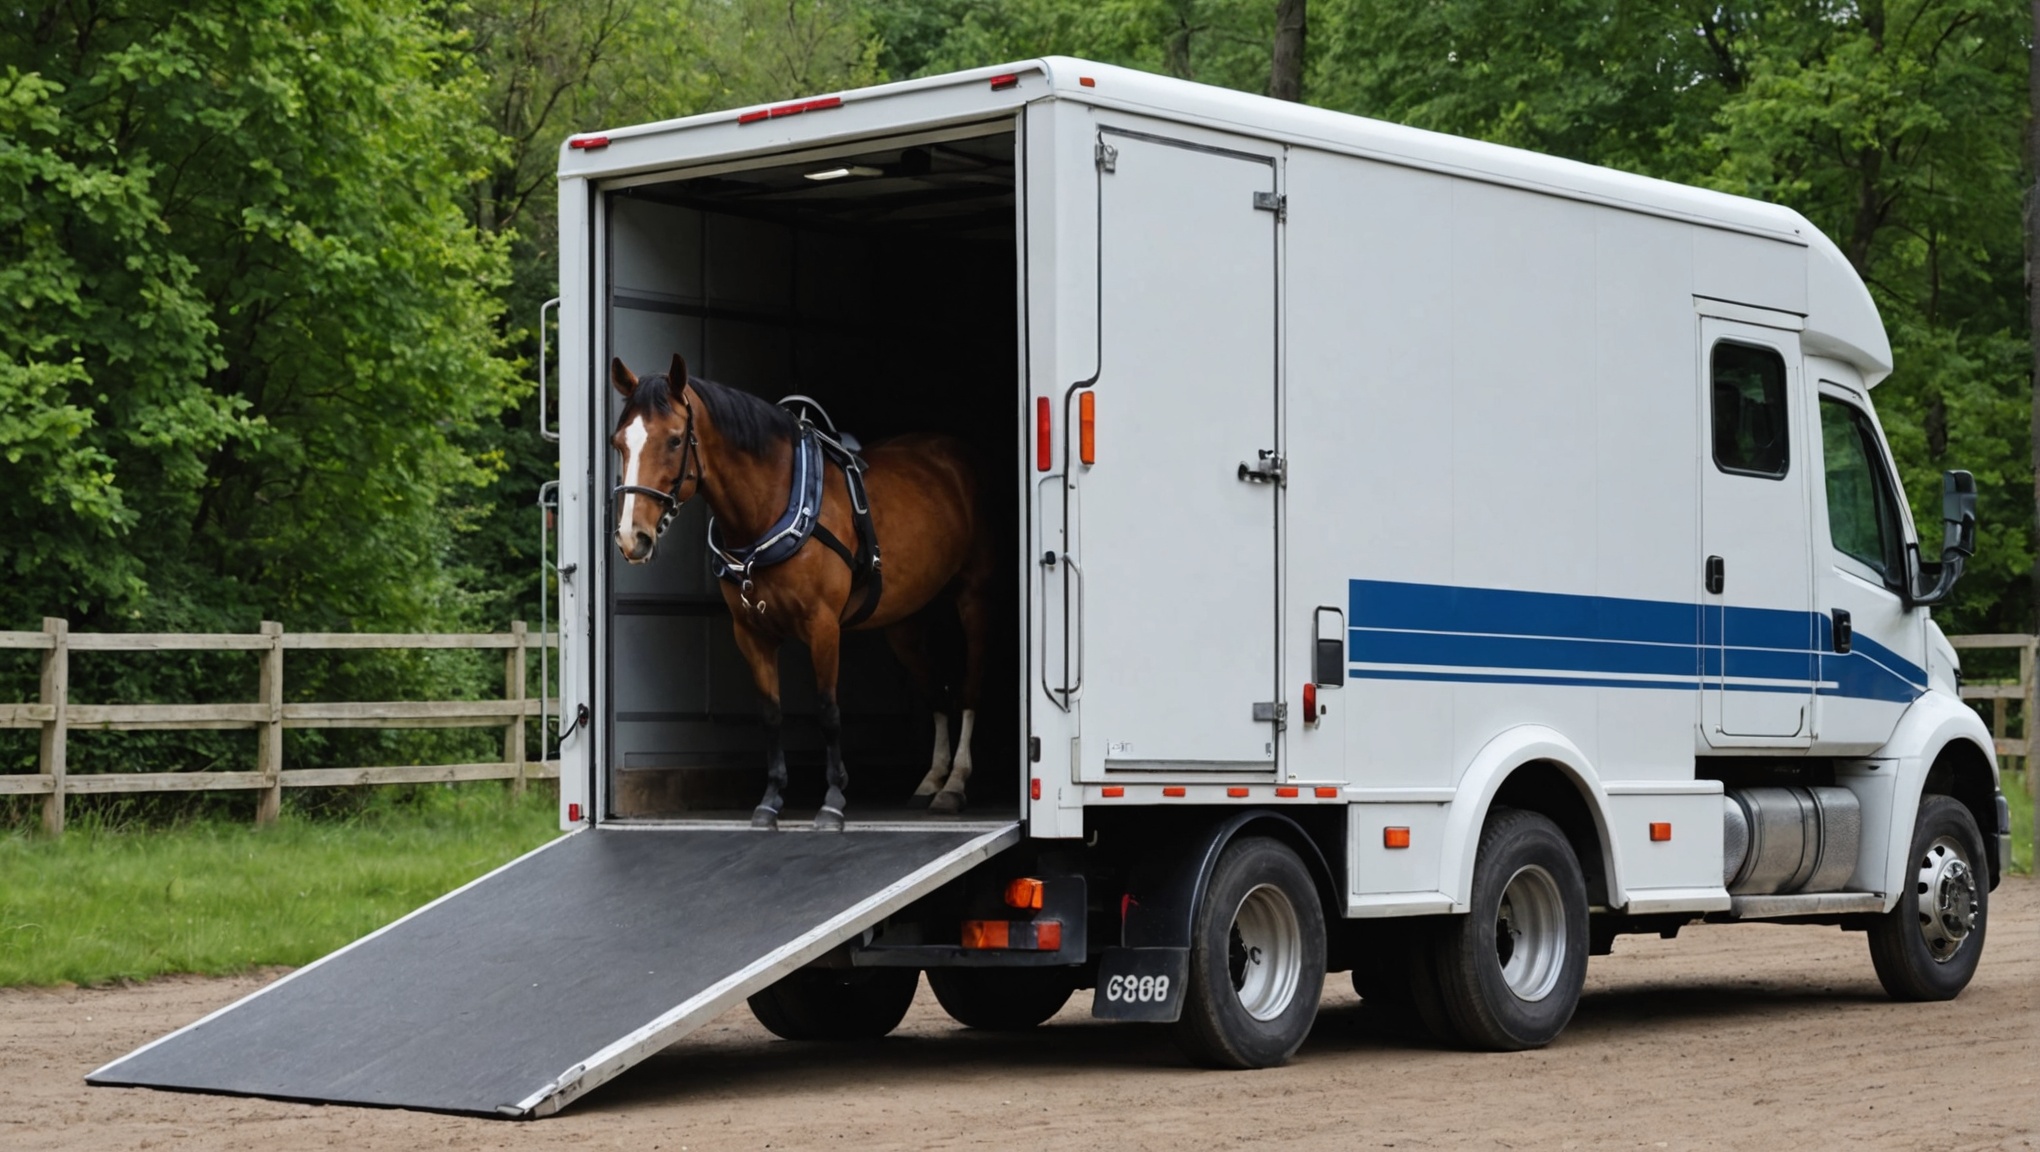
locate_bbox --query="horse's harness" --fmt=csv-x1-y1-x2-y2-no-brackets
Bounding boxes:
611,392,883,627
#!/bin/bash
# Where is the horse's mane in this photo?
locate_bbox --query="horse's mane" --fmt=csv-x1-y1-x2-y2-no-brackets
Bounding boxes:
627,372,793,458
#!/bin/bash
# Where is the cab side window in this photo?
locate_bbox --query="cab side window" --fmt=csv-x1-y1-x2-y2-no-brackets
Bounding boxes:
1819,396,1905,581
1712,341,1790,478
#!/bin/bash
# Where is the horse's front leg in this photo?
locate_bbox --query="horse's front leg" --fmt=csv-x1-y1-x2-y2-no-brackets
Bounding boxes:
730,622,787,830
805,615,848,832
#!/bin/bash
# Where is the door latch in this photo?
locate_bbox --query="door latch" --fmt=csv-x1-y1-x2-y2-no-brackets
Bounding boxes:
1095,142,1118,172
1253,701,1287,726
1252,191,1287,221
1238,450,1286,486
1831,608,1852,654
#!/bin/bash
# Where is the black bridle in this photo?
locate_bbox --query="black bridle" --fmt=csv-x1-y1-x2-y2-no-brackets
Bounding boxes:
611,390,701,544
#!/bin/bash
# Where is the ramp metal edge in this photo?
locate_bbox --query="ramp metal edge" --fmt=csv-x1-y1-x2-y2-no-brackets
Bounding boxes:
515,821,1022,1118
86,829,587,1084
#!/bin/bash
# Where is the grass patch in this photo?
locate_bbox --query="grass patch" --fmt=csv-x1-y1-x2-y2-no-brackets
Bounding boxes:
2006,769,2033,875
0,784,560,988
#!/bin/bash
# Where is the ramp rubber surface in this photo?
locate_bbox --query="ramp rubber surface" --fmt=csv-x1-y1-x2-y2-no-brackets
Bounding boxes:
88,825,1014,1117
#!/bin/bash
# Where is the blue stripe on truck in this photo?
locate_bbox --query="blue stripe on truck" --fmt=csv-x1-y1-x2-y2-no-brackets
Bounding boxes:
1348,579,1927,703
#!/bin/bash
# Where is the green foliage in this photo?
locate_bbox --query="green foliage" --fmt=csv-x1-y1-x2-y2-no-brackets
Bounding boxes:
0,783,560,987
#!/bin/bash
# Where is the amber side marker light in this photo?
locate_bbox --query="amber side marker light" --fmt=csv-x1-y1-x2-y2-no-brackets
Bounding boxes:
1162,786,1186,798
1100,785,1124,798
1384,827,1411,849
1078,390,1096,464
1650,821,1673,842
1315,786,1339,798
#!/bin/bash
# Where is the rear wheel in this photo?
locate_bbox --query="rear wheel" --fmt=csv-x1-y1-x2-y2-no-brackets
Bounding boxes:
1430,808,1588,1051
1868,794,1988,1002
927,966,1078,1030
747,966,919,1041
1174,837,1327,1069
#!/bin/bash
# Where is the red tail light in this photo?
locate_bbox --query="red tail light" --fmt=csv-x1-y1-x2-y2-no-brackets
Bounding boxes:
1302,681,1317,724
1036,397,1052,471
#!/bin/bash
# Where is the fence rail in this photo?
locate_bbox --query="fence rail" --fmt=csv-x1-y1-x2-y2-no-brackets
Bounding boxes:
1948,633,2036,794
2,619,558,834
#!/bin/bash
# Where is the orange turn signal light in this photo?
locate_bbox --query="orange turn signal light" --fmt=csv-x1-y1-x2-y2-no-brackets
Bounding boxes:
1649,821,1672,842
1004,877,1045,910
1384,826,1411,849
1078,391,1096,465
961,919,1062,951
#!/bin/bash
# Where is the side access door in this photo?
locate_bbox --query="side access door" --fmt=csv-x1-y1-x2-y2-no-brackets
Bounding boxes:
1699,317,1815,743
1077,126,1281,775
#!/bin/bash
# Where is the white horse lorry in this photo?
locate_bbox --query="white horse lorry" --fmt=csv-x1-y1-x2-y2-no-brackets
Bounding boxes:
92,58,2012,1117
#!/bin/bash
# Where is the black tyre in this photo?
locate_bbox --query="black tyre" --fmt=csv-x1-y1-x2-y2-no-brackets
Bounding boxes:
1868,794,1989,1002
927,966,1078,1031
1430,808,1588,1051
1349,919,1461,1045
747,966,919,1041
1174,837,1328,1069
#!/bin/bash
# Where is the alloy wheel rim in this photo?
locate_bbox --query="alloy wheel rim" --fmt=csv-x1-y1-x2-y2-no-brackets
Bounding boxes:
1914,835,1979,963
1227,883,1303,1021
1495,864,1566,1002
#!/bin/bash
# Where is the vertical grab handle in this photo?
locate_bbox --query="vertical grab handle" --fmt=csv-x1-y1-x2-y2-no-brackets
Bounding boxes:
1038,549,1086,709
538,480,560,751
538,297,561,443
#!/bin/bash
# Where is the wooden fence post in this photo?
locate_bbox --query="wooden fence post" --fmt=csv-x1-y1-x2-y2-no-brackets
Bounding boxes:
256,621,284,824
2028,637,2038,797
38,617,68,836
506,620,528,800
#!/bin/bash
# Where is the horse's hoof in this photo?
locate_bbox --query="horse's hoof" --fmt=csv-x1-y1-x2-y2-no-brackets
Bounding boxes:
813,806,845,832
906,791,936,810
928,791,966,815
751,806,780,831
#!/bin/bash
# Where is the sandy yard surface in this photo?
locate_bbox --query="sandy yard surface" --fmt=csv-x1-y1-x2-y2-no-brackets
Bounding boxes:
3,875,2033,1151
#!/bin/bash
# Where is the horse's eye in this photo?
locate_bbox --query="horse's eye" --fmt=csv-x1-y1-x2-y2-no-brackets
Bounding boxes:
667,436,682,449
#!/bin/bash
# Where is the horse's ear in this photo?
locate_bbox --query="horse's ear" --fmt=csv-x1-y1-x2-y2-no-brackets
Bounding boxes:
610,357,638,399
668,353,689,388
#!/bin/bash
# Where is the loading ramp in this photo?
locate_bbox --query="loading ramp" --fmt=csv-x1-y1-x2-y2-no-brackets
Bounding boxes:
88,823,1018,1117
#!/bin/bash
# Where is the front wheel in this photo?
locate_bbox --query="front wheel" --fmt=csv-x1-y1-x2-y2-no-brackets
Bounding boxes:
927,966,1078,1030
1868,794,1988,1002
747,966,919,1041
1429,808,1588,1051
1173,837,1327,1069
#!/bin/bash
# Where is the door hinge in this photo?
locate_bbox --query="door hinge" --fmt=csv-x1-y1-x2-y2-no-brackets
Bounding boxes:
1237,450,1286,486
1253,701,1287,727
1253,191,1286,221
1095,142,1118,172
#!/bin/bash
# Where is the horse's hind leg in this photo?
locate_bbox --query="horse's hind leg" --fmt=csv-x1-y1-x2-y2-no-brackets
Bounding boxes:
730,623,787,830
930,532,994,816
886,617,952,808
806,617,849,832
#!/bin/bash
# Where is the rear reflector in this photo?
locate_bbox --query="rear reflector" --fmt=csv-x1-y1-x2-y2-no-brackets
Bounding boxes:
1384,826,1411,849
1078,391,1096,464
567,802,581,822
1004,878,1045,910
989,73,1019,90
1163,786,1185,798
1316,786,1339,798
1036,396,1052,470
568,135,609,150
1276,786,1298,798
1650,821,1672,842
1100,785,1124,798
1030,777,1041,801
1302,681,1317,723
1227,787,1249,798
737,96,843,125
961,919,1062,951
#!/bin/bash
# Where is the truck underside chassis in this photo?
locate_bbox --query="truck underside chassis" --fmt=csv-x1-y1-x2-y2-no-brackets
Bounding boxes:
763,785,2001,1067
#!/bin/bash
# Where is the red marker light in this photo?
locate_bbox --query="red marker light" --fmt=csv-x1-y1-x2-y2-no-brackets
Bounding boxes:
1030,777,1042,801
1036,396,1052,470
990,73,1019,91
568,802,581,822
1079,77,1096,87
568,136,609,150
1302,681,1317,724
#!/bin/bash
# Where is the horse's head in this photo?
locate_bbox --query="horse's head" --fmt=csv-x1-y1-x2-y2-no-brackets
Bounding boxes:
610,354,701,564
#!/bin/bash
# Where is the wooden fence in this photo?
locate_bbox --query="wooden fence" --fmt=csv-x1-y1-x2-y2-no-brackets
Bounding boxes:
0,620,559,835
1949,633,2037,796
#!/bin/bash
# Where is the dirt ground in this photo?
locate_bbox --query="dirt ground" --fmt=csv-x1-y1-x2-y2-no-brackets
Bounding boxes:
4,877,2034,1152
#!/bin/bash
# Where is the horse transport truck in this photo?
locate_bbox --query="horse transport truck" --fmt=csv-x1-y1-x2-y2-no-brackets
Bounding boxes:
94,58,2012,1117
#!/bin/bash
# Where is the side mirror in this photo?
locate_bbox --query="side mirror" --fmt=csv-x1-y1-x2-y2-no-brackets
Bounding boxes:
1907,469,1976,607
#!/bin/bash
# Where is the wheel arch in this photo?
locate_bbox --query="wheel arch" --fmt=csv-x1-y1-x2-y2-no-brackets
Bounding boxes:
1118,810,1342,951
1879,690,2003,894
1440,726,1622,913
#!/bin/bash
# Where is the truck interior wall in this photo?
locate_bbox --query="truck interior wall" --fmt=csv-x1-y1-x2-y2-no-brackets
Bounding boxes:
599,131,1021,819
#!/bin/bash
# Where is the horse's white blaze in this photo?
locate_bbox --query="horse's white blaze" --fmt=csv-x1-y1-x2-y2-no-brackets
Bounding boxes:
940,709,976,794
913,712,952,797
616,415,649,553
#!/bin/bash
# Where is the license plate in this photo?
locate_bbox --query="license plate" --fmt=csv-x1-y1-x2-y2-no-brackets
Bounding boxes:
1091,947,1188,1022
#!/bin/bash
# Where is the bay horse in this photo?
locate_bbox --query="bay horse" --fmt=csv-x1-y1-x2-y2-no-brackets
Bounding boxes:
609,355,993,830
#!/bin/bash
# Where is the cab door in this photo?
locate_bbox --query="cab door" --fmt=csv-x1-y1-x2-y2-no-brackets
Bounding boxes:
1076,126,1281,775
1699,319,1815,743
1812,380,1927,752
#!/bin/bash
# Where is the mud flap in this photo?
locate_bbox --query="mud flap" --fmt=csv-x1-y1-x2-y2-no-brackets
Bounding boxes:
1092,947,1190,1022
